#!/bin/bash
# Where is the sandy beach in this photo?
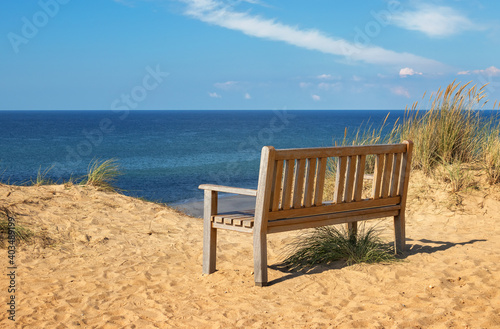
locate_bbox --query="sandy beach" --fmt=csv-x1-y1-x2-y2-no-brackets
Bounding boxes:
1,172,500,328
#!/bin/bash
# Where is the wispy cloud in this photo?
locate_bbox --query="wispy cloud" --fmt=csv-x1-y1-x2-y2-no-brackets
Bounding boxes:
244,92,251,99
391,4,483,38
399,67,422,78
311,94,321,101
318,82,340,91
317,74,333,80
209,92,221,98
390,86,410,98
458,66,500,76
181,0,444,72
214,81,239,89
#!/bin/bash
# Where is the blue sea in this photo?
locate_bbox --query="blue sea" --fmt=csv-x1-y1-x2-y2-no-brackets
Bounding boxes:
0,110,413,204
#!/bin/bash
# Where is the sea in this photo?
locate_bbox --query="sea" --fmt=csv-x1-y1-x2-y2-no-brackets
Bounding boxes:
0,109,489,205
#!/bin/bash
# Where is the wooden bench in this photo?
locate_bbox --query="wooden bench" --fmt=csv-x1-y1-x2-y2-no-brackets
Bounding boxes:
199,141,413,286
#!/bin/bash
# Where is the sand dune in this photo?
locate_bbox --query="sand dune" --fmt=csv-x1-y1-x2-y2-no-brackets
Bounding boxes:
1,175,500,328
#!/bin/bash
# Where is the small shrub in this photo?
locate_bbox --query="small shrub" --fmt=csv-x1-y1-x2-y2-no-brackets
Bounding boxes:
281,224,397,271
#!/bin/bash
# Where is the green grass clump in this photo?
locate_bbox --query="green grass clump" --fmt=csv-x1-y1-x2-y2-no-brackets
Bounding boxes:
30,165,56,186
281,225,397,271
81,158,122,192
0,207,33,246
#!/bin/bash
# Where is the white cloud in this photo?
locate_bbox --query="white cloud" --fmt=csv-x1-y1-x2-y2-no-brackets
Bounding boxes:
299,82,311,88
399,67,422,78
390,86,410,98
317,74,333,80
352,75,362,82
318,82,340,90
182,0,444,71
209,92,221,98
458,66,500,76
312,94,321,101
391,4,482,38
244,92,251,99
214,81,238,89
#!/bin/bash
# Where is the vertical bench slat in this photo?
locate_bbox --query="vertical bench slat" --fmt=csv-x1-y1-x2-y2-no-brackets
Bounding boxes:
372,154,384,199
314,157,327,206
398,149,410,197
303,158,317,208
334,156,348,204
390,153,402,197
281,159,295,210
344,155,357,203
381,153,394,198
271,160,284,211
353,155,366,201
293,159,306,208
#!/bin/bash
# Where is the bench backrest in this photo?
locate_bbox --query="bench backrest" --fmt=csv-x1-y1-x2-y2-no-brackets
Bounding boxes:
253,141,413,232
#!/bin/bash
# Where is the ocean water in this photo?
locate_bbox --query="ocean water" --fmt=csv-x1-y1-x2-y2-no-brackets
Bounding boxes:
1,110,406,204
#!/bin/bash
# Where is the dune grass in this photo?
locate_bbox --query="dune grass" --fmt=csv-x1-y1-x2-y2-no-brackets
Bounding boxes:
483,129,500,185
80,158,122,192
334,80,500,185
30,165,56,186
397,81,497,172
281,224,397,271
22,159,122,192
0,207,33,246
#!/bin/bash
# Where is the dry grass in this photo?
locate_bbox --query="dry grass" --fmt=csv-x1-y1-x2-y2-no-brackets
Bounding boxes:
332,81,500,188
397,81,498,173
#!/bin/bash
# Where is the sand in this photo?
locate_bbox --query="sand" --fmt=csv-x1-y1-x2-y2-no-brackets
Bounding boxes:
1,174,500,328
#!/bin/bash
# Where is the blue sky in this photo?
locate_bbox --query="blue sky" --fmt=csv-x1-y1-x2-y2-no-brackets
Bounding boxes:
1,0,500,110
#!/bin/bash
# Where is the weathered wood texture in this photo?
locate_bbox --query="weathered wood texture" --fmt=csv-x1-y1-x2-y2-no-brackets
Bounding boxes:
199,141,413,286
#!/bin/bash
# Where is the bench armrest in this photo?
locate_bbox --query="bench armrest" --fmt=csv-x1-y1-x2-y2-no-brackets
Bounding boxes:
198,184,257,197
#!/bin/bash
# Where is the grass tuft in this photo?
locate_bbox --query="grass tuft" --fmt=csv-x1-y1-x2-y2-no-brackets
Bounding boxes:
437,160,474,193
0,207,33,246
31,165,55,186
81,158,122,192
483,132,500,185
281,224,397,271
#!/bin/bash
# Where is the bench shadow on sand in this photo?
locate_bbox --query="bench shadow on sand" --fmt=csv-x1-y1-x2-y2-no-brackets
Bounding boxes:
267,238,486,286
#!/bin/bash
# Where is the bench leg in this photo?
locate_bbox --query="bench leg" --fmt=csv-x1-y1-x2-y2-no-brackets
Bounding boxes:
202,190,218,274
347,221,358,235
393,213,406,254
253,232,268,286
202,221,217,274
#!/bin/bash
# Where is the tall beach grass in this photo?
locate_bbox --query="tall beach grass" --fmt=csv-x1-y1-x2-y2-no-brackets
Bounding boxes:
337,81,500,184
